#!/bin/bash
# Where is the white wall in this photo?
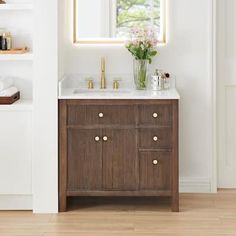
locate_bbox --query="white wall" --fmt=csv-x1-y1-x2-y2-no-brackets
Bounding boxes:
59,0,214,192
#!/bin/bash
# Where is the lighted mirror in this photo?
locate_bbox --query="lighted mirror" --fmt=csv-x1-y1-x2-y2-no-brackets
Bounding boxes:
74,0,166,44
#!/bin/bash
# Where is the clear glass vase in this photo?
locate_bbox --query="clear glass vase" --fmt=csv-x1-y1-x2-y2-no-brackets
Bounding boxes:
133,59,149,90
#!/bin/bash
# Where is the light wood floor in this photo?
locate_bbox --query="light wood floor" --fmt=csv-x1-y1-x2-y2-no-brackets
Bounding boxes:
0,189,236,236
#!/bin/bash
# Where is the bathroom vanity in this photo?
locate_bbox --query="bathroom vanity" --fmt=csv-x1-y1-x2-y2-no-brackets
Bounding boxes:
59,88,180,212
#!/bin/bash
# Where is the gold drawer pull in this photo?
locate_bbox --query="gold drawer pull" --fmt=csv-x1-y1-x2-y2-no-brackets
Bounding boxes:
103,136,108,141
153,136,159,142
153,160,159,165
95,136,100,142
153,113,158,118
98,113,104,118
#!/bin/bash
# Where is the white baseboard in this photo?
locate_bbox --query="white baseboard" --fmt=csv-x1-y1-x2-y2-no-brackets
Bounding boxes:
0,195,32,210
180,178,212,193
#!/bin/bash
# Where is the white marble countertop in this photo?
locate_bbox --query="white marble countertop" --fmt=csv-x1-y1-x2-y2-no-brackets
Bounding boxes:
58,75,180,100
58,88,180,100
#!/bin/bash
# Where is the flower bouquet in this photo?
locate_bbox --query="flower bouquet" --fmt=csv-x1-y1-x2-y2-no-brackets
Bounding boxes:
125,27,158,90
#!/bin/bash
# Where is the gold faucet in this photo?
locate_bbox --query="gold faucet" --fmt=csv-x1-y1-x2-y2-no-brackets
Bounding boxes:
100,57,106,89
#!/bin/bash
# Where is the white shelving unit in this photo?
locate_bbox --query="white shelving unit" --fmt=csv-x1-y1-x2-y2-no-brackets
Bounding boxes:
0,1,33,210
0,4,33,10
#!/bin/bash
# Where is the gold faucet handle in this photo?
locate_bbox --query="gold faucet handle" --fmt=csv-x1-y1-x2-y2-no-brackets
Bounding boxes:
87,79,94,89
113,80,120,90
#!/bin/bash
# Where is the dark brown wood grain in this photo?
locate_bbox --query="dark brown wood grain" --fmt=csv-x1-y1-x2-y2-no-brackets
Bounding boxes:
139,152,171,190
59,100,67,212
68,104,136,126
67,190,171,197
102,128,138,190
138,128,172,149
67,128,103,191
59,99,179,212
138,103,172,126
171,100,179,212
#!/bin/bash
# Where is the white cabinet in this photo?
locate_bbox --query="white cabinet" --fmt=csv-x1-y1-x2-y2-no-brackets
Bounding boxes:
0,110,32,194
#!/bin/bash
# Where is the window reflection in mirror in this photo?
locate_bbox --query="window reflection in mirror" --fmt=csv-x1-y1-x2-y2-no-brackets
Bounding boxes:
74,0,166,43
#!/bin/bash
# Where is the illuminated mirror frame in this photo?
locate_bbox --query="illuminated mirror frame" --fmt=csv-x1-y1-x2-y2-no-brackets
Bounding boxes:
73,0,166,44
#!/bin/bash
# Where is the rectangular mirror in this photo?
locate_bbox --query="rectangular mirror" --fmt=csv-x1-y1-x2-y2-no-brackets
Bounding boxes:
74,0,166,44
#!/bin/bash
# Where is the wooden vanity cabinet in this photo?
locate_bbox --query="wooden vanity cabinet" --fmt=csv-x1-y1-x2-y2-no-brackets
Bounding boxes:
59,99,179,212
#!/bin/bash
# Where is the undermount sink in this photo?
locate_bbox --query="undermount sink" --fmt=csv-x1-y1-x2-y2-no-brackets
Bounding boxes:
73,89,132,95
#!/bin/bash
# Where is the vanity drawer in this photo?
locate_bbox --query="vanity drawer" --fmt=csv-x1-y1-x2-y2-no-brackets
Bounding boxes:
139,152,171,190
139,128,172,149
138,104,172,126
67,105,136,126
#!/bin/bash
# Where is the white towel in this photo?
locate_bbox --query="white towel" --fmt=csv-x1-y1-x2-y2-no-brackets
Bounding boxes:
0,77,14,91
0,87,18,97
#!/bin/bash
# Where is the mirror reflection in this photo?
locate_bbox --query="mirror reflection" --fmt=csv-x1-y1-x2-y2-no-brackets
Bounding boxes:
74,0,165,43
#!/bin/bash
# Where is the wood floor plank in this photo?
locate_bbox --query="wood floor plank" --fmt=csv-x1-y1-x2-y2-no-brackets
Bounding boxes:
0,190,236,235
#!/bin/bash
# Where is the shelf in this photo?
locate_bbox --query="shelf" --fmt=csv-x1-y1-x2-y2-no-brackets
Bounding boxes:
0,53,33,61
0,100,33,111
0,4,33,10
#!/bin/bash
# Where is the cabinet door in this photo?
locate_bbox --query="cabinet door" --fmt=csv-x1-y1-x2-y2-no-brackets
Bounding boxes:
0,111,32,194
67,129,103,191
102,129,138,190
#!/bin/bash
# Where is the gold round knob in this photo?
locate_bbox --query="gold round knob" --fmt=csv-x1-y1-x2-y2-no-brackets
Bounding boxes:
98,113,104,118
153,160,159,165
103,136,108,141
153,113,158,118
153,136,159,142
95,136,100,142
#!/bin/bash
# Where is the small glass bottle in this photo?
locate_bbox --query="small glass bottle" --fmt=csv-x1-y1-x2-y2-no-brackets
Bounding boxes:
163,73,171,90
0,33,3,50
0,29,6,50
150,69,165,91
1,32,7,50
6,32,12,50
